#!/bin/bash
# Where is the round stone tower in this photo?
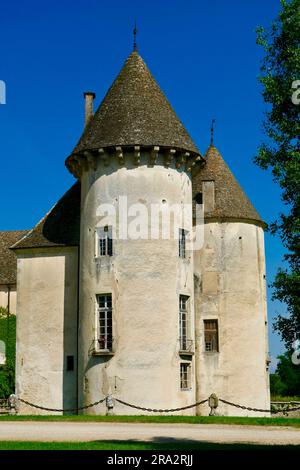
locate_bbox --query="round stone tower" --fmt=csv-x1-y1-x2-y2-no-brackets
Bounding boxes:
66,51,203,414
192,144,270,416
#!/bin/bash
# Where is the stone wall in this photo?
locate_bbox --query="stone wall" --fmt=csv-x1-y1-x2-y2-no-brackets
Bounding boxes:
78,151,195,415
15,247,78,414
194,221,270,417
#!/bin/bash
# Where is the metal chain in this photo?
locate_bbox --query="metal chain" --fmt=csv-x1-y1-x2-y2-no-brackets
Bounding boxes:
219,398,300,414
17,397,106,413
114,398,208,413
12,395,300,415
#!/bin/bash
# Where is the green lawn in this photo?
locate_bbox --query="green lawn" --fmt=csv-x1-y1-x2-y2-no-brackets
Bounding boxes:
0,440,299,451
0,414,300,428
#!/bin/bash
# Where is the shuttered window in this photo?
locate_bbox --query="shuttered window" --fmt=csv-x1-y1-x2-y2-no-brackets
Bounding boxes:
204,320,219,352
179,229,187,258
98,226,113,256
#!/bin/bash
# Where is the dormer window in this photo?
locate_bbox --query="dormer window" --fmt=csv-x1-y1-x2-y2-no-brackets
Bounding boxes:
194,192,203,205
97,226,113,257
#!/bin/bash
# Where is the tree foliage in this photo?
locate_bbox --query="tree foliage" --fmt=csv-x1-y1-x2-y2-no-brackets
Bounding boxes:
256,0,300,350
270,352,300,396
0,309,16,399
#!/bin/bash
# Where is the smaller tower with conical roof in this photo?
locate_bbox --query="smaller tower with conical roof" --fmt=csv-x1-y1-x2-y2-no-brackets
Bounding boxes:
192,144,270,416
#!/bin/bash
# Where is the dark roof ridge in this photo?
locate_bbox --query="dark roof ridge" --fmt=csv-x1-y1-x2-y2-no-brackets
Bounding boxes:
11,183,81,250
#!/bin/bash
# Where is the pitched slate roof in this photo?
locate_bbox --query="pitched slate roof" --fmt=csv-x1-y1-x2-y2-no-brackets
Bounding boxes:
11,182,81,250
0,231,29,284
192,145,264,225
71,51,199,156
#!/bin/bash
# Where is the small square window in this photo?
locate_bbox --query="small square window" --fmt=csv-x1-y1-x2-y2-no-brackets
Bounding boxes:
66,355,74,371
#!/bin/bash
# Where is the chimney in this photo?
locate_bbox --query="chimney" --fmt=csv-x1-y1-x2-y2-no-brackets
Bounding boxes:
83,91,96,128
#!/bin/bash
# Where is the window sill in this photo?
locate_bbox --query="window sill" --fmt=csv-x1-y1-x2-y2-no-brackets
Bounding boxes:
92,350,115,356
179,350,194,356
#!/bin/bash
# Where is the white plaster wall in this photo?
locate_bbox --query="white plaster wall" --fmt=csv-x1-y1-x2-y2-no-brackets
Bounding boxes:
79,153,195,415
194,222,270,417
0,287,17,313
15,247,78,415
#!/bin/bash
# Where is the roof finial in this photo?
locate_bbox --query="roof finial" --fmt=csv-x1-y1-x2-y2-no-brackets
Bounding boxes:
210,118,216,146
133,20,138,52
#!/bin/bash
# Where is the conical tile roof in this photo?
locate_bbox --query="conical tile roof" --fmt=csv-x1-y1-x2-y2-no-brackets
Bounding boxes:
193,145,265,225
71,51,199,155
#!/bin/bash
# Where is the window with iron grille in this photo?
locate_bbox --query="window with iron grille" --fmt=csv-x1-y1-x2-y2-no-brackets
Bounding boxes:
97,294,113,351
98,226,113,256
204,320,219,352
180,363,191,390
179,228,187,258
179,295,190,351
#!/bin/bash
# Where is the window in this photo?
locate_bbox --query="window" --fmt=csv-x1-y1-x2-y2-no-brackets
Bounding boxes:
97,294,113,351
98,226,113,256
194,192,203,205
179,295,190,351
66,355,74,371
204,320,219,352
180,363,191,390
179,229,187,258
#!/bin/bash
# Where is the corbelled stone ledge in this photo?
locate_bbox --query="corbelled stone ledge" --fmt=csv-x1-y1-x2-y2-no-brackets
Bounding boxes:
66,145,204,179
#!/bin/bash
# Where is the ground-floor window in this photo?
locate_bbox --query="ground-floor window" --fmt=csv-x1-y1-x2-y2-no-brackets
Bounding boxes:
180,362,191,390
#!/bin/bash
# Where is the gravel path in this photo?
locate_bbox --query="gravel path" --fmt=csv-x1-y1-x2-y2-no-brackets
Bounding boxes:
0,421,299,445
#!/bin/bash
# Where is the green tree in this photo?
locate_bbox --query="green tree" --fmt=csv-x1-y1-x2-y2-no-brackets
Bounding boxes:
256,0,300,350
270,372,286,395
0,308,16,398
273,352,300,396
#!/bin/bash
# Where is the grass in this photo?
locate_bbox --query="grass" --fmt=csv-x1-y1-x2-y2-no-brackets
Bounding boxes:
271,395,300,402
0,440,299,451
0,414,300,428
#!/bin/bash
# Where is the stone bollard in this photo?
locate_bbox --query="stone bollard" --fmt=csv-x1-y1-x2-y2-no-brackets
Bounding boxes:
8,394,17,415
106,395,115,416
208,393,219,416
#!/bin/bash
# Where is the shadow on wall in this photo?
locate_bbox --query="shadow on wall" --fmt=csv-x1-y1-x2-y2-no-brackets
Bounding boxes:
62,249,79,414
42,183,81,246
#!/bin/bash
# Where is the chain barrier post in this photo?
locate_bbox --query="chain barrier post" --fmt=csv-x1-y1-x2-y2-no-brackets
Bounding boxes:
12,393,300,415
106,394,115,415
208,393,219,416
8,394,17,415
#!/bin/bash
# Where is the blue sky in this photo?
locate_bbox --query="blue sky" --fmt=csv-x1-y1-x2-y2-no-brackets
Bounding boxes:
0,0,287,366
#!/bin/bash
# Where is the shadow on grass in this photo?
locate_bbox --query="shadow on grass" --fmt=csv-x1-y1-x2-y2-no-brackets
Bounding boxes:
0,437,300,451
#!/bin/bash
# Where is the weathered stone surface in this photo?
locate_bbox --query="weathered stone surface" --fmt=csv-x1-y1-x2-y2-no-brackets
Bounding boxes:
15,247,78,414
194,222,270,417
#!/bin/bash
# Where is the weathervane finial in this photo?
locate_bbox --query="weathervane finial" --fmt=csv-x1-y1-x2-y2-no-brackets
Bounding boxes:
210,118,216,146
133,20,138,52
